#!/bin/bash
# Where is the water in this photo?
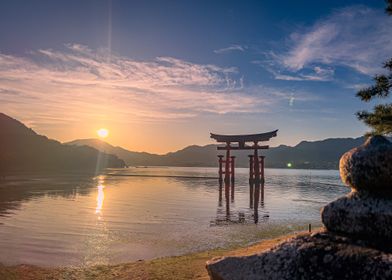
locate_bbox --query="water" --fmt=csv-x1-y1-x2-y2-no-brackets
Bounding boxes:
0,167,348,267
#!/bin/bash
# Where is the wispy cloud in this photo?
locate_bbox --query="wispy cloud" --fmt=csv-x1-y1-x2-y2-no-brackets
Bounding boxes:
0,44,294,127
343,83,371,90
259,62,335,81
214,44,247,54
263,6,392,80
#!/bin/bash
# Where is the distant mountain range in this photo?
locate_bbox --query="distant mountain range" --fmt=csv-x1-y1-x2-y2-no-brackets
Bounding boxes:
0,112,372,171
66,136,367,170
0,113,126,173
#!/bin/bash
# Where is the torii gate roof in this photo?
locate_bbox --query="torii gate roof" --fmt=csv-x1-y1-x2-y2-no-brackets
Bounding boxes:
210,129,278,143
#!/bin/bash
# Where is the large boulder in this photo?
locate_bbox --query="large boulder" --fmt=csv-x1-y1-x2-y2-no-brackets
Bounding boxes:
207,232,392,280
339,136,392,195
322,192,392,244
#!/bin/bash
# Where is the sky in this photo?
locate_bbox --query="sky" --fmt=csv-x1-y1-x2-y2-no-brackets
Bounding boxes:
0,0,391,154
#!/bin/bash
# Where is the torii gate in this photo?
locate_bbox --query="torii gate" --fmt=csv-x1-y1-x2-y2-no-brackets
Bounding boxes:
210,130,278,184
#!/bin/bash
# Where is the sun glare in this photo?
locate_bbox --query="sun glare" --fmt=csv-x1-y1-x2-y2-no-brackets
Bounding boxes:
97,128,109,138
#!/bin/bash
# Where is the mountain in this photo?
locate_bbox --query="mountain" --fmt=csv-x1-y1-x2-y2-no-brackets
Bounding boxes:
260,137,366,169
67,136,368,170
66,138,162,166
0,113,126,173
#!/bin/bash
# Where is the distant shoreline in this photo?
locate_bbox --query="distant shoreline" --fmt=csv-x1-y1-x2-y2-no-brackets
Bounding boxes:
106,173,219,179
0,166,339,179
120,166,340,171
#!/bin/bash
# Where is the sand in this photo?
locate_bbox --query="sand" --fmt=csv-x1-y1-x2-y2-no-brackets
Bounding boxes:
0,230,314,280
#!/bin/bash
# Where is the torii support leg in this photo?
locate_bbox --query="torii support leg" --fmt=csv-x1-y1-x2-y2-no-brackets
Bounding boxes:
218,180,223,207
253,183,260,224
231,181,235,202
224,144,231,184
260,184,265,207
230,156,235,183
253,143,260,184
218,155,224,183
225,181,230,221
259,156,265,184
259,156,265,207
249,181,254,208
248,155,254,183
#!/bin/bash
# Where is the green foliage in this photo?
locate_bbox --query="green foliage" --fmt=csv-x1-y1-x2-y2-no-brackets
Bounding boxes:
357,104,392,136
356,2,392,136
387,0,392,15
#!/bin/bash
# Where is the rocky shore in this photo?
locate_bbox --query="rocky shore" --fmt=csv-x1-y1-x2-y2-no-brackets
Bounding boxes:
207,136,392,279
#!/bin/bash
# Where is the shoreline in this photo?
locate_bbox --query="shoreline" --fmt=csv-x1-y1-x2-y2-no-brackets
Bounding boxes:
0,229,317,280
119,166,339,171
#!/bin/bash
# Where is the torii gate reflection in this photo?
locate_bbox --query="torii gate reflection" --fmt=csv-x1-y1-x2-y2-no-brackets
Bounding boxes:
214,181,269,225
211,130,278,224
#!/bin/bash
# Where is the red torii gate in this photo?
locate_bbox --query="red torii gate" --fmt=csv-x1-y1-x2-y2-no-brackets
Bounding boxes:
210,130,278,184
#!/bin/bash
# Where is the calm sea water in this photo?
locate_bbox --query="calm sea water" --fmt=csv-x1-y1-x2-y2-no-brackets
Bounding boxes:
0,167,348,267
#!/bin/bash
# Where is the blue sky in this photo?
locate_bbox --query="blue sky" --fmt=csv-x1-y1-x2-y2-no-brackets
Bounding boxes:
0,0,391,153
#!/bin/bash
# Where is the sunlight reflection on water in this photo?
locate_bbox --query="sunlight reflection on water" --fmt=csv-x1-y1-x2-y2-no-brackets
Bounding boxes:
0,167,347,267
95,182,105,216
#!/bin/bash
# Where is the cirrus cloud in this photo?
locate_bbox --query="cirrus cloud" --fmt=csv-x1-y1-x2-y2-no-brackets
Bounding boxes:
264,6,392,81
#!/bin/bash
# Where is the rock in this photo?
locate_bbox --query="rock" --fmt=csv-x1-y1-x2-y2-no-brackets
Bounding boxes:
339,135,392,194
206,232,392,280
322,192,392,244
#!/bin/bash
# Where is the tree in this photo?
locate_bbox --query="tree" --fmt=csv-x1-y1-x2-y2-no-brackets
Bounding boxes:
356,0,392,136
387,0,392,15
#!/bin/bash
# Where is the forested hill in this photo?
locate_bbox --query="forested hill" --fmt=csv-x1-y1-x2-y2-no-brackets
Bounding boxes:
0,113,126,173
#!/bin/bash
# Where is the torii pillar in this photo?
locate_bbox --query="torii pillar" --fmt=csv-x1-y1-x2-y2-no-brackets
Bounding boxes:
224,143,230,183
230,156,235,183
218,155,224,183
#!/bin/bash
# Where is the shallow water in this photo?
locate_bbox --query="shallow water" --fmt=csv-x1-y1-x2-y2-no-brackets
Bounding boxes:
0,167,347,267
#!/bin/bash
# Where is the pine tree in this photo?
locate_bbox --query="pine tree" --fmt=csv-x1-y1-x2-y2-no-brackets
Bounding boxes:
356,0,392,136
387,0,392,15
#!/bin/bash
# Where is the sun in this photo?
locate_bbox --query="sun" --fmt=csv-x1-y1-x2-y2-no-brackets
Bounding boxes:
97,128,109,138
